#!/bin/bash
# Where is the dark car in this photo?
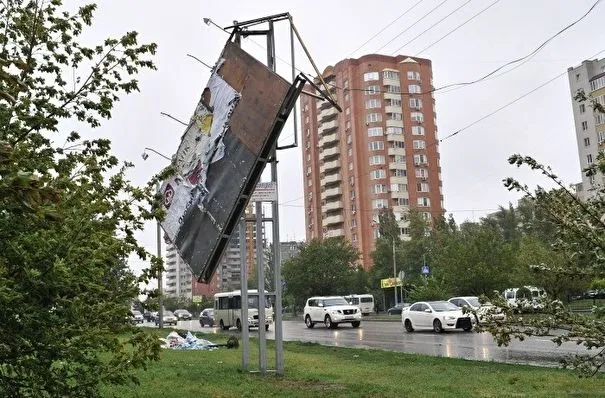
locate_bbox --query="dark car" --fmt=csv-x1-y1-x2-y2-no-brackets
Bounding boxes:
199,308,215,327
173,309,192,321
387,303,410,315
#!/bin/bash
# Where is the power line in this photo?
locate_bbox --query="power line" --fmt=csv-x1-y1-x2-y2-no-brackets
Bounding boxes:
414,0,501,55
375,0,451,53
434,0,602,92
345,0,425,58
390,0,473,56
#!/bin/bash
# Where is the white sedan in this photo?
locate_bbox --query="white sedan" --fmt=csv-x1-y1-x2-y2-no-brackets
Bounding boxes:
401,301,473,333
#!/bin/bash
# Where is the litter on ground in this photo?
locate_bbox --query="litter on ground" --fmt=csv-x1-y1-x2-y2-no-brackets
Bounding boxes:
159,331,219,350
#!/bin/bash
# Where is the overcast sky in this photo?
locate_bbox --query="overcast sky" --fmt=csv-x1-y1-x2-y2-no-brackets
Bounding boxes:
65,0,604,272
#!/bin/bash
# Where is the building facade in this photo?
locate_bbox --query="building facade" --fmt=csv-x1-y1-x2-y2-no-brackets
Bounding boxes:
568,58,605,200
300,54,444,269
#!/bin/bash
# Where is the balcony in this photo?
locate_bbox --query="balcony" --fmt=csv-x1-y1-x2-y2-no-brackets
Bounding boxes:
385,105,403,114
383,76,400,87
321,146,340,158
386,133,403,141
383,92,402,100
321,172,342,185
319,119,338,134
324,228,345,238
386,119,404,128
388,147,405,156
390,176,407,185
322,200,344,212
320,159,341,173
319,131,339,147
321,187,343,200
389,162,406,170
319,106,338,121
322,214,345,227
390,191,408,199
392,205,408,214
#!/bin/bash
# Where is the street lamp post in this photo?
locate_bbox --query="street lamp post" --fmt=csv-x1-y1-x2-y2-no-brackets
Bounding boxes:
142,147,172,329
392,238,398,306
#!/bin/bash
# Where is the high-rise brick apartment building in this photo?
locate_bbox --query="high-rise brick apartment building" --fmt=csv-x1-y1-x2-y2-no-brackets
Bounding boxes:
300,54,444,269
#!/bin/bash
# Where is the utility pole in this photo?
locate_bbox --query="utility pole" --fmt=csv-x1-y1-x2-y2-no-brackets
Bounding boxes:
392,238,398,306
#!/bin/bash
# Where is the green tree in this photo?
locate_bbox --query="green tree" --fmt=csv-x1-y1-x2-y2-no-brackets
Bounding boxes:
282,237,360,309
0,1,159,396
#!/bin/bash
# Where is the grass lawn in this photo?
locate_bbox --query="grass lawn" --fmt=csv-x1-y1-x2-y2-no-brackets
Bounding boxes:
101,328,605,398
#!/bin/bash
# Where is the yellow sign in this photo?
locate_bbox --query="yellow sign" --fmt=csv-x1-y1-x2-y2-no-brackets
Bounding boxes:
192,296,203,303
381,277,403,289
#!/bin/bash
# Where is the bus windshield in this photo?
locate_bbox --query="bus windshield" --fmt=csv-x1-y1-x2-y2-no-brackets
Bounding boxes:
248,295,272,309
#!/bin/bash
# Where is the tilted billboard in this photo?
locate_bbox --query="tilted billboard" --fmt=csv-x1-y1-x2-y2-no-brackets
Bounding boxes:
159,41,304,283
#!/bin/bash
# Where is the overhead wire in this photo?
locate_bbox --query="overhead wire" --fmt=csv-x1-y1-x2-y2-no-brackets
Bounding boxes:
375,0,451,53
390,0,473,56
345,0,425,58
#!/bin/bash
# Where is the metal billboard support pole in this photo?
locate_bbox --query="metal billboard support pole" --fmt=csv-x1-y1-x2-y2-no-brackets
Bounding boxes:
256,202,267,374
240,218,249,370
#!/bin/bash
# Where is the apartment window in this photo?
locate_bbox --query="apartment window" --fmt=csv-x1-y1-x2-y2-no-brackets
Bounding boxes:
386,85,401,94
392,141,405,149
400,227,410,236
351,190,356,199
580,103,586,114
366,99,381,109
417,182,430,192
387,112,403,120
350,176,355,185
412,126,425,135
344,93,350,102
386,98,402,107
307,178,312,186
365,85,380,95
415,168,428,178
397,198,410,206
364,72,379,81
409,98,423,109
372,184,388,194
303,104,309,112
414,154,427,164
349,161,354,170
368,127,383,136
393,155,406,163
582,121,588,130
413,140,426,149
587,153,594,165
306,153,311,161
393,169,407,177
351,219,357,228
408,84,421,94
599,131,605,143
343,80,349,89
370,169,386,179
306,166,312,175
383,70,400,80
345,120,351,129
368,141,385,151
411,112,424,122
407,71,420,80
386,127,403,135
367,113,382,123
346,134,352,144
345,107,350,115
417,197,431,207
584,137,590,147
369,155,386,165
352,234,358,242
348,148,353,156
305,116,309,123
391,183,407,192
596,113,605,126
372,199,389,209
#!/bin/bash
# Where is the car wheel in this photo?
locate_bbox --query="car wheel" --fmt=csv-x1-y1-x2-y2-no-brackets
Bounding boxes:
200,319,205,327
351,321,360,328
463,325,472,332
433,319,443,333
236,319,242,331
305,315,314,328
220,320,229,331
324,315,337,329
404,319,414,332
387,311,392,316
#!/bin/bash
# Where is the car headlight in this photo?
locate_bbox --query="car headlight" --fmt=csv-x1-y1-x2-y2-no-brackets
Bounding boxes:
445,315,456,320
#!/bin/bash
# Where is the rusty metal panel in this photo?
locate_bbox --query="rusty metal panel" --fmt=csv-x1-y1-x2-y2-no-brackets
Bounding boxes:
159,41,302,283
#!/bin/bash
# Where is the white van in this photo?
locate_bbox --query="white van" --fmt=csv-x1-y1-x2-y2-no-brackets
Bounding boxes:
344,294,375,315
504,286,546,312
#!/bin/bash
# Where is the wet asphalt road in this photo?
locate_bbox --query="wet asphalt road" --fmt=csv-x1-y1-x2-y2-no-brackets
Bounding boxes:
157,319,589,367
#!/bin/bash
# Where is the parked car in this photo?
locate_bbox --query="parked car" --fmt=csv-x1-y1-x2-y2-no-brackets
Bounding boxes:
143,311,154,322
155,310,178,326
401,301,473,333
387,303,410,316
173,309,192,320
504,286,546,313
303,296,362,329
130,310,144,324
199,308,215,327
448,296,506,324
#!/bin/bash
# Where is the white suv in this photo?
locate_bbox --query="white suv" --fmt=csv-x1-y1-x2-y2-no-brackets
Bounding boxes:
304,296,362,329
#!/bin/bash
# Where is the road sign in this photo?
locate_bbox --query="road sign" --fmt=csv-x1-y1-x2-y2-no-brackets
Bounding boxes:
398,270,405,280
251,181,278,202
421,265,430,275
